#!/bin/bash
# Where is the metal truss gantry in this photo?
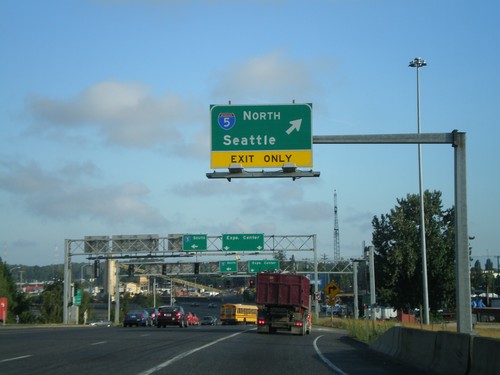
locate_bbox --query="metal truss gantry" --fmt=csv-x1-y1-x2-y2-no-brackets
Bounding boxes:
63,234,319,324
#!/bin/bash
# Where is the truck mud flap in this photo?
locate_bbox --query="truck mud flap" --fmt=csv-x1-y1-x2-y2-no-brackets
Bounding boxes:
257,325,270,334
291,325,306,336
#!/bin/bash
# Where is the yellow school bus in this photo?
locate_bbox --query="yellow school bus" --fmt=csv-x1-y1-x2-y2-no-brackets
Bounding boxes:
220,303,258,325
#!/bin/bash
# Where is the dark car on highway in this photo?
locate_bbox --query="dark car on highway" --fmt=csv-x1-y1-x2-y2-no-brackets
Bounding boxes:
145,307,159,326
157,305,188,328
123,310,152,327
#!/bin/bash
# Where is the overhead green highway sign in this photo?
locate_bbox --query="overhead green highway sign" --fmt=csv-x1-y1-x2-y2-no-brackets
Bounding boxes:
182,234,207,251
222,233,264,251
210,103,312,169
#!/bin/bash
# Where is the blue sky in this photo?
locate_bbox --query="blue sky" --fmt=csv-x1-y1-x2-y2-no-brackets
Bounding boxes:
1,0,499,266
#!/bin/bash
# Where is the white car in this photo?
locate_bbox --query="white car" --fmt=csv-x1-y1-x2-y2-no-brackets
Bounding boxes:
201,316,218,325
88,319,112,327
326,305,347,316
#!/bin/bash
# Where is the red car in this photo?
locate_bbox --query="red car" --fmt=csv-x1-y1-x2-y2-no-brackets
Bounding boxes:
187,312,200,326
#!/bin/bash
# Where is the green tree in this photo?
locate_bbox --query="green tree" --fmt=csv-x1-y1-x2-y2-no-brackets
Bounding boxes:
371,190,455,311
485,258,494,271
485,272,496,296
273,250,287,262
470,260,485,291
14,292,37,323
40,278,64,323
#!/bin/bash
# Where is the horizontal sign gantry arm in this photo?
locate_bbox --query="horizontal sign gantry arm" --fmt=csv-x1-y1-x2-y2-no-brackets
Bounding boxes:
313,131,459,145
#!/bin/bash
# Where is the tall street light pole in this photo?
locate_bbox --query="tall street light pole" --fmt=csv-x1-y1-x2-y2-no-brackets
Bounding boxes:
409,57,430,325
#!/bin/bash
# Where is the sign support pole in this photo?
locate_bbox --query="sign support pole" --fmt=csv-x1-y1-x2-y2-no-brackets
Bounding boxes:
353,261,359,319
313,234,319,319
313,131,471,334
114,264,120,325
63,240,71,324
369,246,376,321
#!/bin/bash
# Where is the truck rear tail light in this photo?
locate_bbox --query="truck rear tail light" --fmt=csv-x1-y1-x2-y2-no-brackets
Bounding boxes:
295,321,303,327
258,319,266,325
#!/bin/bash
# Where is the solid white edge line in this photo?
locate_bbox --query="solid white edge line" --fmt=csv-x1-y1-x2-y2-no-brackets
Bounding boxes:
138,328,253,375
0,355,33,363
90,341,107,345
313,335,349,375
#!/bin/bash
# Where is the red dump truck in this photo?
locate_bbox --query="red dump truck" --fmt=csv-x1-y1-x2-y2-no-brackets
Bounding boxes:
256,272,312,335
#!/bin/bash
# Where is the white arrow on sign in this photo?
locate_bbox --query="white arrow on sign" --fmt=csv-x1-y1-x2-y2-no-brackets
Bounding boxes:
257,246,263,250
224,246,230,251
286,119,302,135
191,244,198,249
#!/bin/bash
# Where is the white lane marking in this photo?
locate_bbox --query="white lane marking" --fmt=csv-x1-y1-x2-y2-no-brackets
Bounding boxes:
0,355,33,363
138,329,251,375
90,341,107,345
313,335,349,375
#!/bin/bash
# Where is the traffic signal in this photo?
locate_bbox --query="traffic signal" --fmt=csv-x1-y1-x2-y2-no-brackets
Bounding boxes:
194,263,200,275
93,260,100,278
249,278,255,287
162,264,167,275
128,264,135,276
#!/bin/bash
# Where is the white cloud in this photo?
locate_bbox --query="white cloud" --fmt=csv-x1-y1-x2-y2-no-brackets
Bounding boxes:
0,158,167,227
26,81,201,149
274,200,332,222
169,178,331,228
211,50,321,102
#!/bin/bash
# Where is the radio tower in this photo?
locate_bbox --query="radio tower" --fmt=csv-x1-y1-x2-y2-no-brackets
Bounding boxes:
333,190,340,260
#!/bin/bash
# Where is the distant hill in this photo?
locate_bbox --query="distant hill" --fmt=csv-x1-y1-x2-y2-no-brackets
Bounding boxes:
7,262,100,284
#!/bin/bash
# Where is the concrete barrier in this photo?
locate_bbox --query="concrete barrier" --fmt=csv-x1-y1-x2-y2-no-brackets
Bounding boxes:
431,331,470,375
370,327,472,374
469,336,500,375
369,326,402,357
396,328,437,372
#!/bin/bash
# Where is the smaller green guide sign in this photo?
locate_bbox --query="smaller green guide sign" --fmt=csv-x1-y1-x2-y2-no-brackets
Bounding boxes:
182,234,207,251
74,289,82,306
219,260,238,273
248,260,280,273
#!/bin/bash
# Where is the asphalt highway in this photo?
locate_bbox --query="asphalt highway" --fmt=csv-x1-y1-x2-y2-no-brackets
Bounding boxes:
0,323,421,375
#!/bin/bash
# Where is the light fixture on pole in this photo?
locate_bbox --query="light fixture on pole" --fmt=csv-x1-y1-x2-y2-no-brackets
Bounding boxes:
409,57,429,325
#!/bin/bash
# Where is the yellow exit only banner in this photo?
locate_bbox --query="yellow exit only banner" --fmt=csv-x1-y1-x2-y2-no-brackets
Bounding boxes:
210,150,313,169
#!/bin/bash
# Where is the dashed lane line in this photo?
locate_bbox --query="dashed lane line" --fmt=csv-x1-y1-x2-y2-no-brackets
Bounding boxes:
137,329,252,375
